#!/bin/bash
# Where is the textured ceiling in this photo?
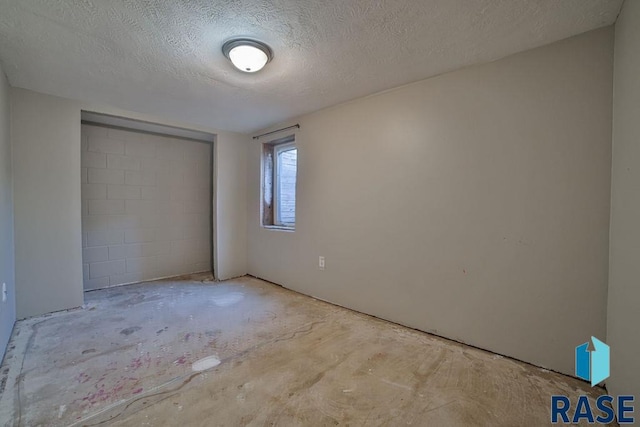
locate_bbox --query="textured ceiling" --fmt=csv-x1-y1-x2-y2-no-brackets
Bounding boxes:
0,0,623,133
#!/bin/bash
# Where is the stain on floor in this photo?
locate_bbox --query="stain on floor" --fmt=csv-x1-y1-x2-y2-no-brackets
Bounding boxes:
119,326,141,336
0,274,615,426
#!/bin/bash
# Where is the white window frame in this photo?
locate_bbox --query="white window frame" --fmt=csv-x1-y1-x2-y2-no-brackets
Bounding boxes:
273,142,297,228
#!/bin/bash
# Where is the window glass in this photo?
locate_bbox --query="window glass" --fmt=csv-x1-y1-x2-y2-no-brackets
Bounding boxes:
276,147,297,226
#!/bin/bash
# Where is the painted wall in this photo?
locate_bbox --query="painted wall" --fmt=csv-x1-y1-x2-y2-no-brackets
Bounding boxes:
0,64,16,360
214,131,248,280
608,0,640,399
11,88,248,318
81,124,212,290
12,88,84,319
247,28,614,375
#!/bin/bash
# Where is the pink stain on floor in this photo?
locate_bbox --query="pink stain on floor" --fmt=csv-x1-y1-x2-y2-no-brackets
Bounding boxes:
78,376,141,408
128,353,152,371
174,355,188,365
129,358,142,370
75,372,91,384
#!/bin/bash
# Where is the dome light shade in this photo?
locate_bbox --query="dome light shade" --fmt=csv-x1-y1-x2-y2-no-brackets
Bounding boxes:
222,39,273,73
229,45,267,72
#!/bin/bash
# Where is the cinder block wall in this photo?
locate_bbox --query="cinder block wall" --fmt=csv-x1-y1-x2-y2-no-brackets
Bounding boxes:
81,124,211,290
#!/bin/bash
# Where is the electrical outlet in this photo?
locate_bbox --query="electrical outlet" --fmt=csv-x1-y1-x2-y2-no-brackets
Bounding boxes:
2,283,6,302
318,256,325,270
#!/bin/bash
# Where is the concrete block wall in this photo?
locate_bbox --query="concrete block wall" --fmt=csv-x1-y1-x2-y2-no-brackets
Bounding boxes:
81,124,211,290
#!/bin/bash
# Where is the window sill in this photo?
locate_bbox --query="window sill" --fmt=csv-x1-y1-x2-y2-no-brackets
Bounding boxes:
262,225,295,232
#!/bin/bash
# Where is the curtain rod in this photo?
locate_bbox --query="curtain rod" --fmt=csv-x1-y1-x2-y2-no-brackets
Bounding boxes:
252,124,300,140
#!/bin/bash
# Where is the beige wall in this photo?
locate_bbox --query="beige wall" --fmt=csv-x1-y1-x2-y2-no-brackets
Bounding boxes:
81,124,212,290
11,87,248,318
0,64,15,360
12,88,84,319
214,131,248,280
247,28,614,375
608,0,640,399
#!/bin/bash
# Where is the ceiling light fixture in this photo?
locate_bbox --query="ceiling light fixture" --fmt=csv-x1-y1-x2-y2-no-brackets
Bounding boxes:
222,39,273,73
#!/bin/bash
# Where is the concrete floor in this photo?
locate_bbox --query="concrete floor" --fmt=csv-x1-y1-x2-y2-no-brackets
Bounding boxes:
0,275,612,426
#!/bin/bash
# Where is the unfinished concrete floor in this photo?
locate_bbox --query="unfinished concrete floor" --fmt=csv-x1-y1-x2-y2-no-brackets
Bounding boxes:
0,275,612,426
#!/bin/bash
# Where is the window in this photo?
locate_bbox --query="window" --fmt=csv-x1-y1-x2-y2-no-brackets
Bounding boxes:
262,136,297,229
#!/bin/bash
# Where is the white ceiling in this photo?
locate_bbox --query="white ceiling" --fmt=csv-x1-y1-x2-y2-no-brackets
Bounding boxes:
0,0,623,134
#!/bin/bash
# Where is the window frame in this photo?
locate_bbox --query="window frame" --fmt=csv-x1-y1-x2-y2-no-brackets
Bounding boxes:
261,134,297,231
273,141,297,228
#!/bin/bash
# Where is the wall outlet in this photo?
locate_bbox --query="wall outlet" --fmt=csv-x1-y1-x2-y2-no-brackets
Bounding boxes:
318,256,325,270
2,283,6,302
